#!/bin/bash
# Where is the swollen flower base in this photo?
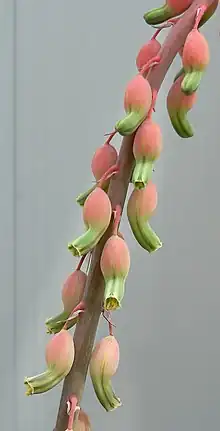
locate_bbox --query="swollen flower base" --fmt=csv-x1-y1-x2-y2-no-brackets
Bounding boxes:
68,187,112,256
89,335,121,412
24,330,74,395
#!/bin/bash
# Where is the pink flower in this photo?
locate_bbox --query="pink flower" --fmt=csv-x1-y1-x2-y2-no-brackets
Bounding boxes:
89,335,121,411
73,410,91,431
167,73,197,138
45,270,87,334
100,235,130,310
115,74,152,136
132,118,162,188
91,144,118,181
68,187,112,256
181,29,209,94
144,0,193,25
136,39,161,73
127,182,162,253
24,330,74,395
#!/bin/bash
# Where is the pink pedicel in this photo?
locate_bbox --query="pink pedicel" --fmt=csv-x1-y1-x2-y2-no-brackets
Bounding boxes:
89,335,121,411
100,235,130,310
136,39,161,72
68,187,112,256
91,143,118,181
24,330,75,395
45,269,87,334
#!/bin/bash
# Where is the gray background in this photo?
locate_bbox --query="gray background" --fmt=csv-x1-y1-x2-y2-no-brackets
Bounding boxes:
1,1,220,430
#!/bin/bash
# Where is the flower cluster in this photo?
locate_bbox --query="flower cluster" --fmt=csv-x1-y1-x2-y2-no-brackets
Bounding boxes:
24,2,218,429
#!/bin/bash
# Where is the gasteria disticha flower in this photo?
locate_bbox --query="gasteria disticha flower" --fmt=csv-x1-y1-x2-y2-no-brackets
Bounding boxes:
132,118,163,188
181,29,210,94
89,335,121,412
144,0,193,25
76,142,118,206
115,74,152,136
72,409,91,431
45,269,87,334
68,187,112,256
100,234,130,311
24,330,74,395
167,73,197,138
127,181,162,253
136,38,161,73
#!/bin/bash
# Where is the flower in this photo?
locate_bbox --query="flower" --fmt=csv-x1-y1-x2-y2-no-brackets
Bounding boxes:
115,75,152,136
45,270,87,334
136,39,161,73
89,335,121,411
127,181,162,253
132,118,162,188
181,29,209,94
167,73,197,138
24,330,74,395
68,187,112,256
100,235,130,311
144,0,193,25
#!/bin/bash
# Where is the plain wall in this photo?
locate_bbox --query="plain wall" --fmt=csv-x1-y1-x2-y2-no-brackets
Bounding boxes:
1,1,220,430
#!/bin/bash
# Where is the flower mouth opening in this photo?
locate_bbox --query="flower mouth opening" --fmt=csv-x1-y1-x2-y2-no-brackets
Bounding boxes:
134,180,145,190
68,243,80,256
24,378,34,396
104,297,120,311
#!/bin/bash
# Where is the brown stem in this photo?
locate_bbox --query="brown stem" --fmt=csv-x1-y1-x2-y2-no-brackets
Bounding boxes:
54,1,216,429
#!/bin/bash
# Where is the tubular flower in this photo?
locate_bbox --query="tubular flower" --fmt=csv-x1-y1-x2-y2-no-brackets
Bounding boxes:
89,335,121,412
144,0,193,25
132,118,162,189
136,39,161,73
45,270,87,334
24,330,74,395
167,73,197,138
100,235,130,311
68,187,112,256
76,143,118,206
181,29,210,94
127,181,162,253
115,74,152,136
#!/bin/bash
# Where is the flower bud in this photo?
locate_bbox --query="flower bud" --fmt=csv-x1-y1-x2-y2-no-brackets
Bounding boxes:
24,330,74,395
68,187,112,256
91,144,118,181
144,0,193,25
76,144,118,207
132,118,162,189
167,74,197,138
136,39,161,72
115,75,152,136
45,270,87,334
181,29,209,94
100,235,130,311
89,335,121,412
127,182,162,253
73,410,91,431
